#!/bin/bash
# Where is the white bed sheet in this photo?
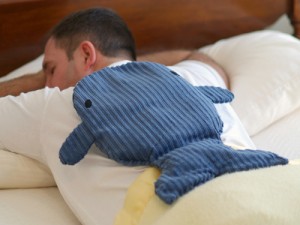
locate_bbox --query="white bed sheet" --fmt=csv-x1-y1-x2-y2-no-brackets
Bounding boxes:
252,106,300,160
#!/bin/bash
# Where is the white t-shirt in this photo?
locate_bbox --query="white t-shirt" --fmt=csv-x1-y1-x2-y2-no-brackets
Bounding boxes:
0,60,255,225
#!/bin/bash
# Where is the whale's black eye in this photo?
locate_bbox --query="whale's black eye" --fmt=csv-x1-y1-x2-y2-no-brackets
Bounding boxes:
170,70,180,76
85,99,92,108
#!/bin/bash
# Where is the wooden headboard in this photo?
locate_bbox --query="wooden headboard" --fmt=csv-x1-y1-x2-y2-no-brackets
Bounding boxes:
0,0,298,77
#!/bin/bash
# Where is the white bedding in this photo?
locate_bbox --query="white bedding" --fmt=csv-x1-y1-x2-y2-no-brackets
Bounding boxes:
252,106,300,160
0,188,81,225
1,29,300,225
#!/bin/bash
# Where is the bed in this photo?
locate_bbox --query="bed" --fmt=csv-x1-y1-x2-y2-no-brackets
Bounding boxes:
1,0,300,225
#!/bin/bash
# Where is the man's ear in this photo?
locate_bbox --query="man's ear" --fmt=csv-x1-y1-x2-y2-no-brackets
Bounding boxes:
79,41,97,71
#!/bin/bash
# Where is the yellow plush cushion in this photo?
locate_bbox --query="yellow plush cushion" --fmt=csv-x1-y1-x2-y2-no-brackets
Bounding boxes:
114,167,160,225
116,161,300,225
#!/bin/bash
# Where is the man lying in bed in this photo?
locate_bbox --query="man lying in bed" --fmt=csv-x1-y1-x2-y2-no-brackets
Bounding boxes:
0,7,264,225
0,7,255,149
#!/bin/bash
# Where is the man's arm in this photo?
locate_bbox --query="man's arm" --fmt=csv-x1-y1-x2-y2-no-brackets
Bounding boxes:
137,50,229,88
0,70,46,97
137,50,192,66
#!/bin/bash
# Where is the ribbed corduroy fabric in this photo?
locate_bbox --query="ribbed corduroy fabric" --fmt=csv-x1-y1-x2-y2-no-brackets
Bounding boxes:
59,62,288,204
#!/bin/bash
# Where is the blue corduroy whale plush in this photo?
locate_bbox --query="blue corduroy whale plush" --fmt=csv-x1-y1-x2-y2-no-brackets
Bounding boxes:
59,62,288,204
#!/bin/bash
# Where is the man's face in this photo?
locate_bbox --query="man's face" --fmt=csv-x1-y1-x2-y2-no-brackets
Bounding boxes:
43,38,86,90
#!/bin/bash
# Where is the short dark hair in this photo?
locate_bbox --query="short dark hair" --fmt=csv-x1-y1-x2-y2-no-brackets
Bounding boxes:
50,7,136,60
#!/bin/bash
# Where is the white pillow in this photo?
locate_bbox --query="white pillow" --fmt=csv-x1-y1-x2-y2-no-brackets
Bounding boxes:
0,149,56,188
0,55,43,82
201,30,300,136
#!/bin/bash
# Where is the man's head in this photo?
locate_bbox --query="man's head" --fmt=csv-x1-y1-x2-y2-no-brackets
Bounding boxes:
43,7,136,90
